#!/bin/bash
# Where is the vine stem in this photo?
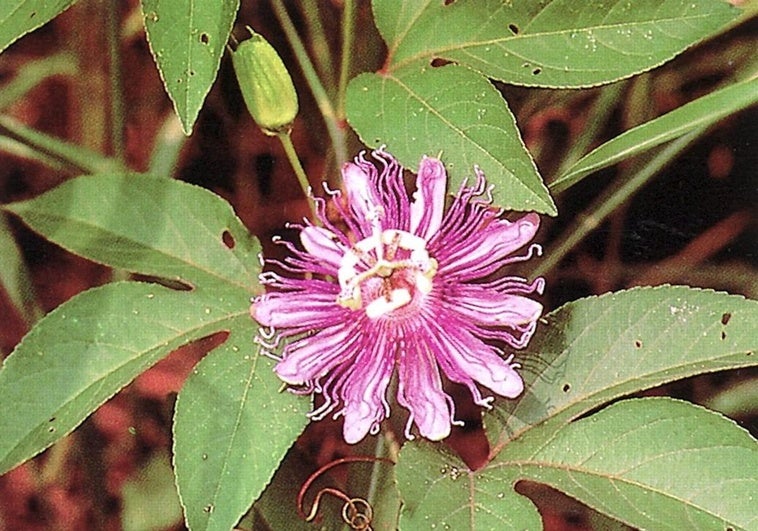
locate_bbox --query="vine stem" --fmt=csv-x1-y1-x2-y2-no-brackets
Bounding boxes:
271,1,347,171
336,0,355,121
106,0,125,163
278,131,318,221
300,0,335,88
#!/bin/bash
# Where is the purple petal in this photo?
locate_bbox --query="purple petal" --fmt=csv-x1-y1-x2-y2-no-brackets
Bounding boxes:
397,338,452,441
252,291,345,329
439,212,540,276
340,336,395,444
274,324,359,384
342,160,380,223
449,287,543,327
410,156,447,240
300,226,344,269
428,320,524,399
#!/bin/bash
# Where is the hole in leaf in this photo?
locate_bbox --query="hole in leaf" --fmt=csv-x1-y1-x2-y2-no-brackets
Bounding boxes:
532,67,542,75
516,481,592,527
30,11,37,18
430,57,454,68
562,383,571,393
721,331,727,340
634,339,642,348
443,0,456,5
721,312,732,325
508,23,519,34
136,331,228,398
222,230,235,249
200,32,210,45
48,426,55,433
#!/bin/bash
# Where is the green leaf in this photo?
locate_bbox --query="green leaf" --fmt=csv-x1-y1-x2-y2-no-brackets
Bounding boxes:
396,441,542,530
0,281,248,475
3,173,259,292
346,65,556,215
0,212,40,325
141,0,240,135
552,76,758,192
397,398,757,530
173,321,308,531
489,286,758,449
375,0,740,88
0,0,77,54
508,398,758,530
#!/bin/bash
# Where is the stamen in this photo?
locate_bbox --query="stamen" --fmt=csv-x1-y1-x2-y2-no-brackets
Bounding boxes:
365,289,411,318
336,228,438,316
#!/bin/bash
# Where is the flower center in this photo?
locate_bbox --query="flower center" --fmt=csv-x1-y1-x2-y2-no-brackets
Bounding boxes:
337,229,438,318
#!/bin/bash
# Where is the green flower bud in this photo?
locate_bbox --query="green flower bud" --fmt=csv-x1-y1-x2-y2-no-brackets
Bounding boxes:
232,29,298,135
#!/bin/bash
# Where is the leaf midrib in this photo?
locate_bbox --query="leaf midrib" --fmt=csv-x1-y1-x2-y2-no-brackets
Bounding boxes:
384,72,544,202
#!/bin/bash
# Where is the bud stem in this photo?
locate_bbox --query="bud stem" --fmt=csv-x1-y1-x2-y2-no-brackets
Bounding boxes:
271,2,347,177
277,132,319,223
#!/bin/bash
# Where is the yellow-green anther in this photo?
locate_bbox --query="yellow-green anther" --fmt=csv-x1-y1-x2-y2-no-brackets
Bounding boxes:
232,29,298,135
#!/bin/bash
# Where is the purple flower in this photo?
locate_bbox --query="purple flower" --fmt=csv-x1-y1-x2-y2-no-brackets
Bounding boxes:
252,149,544,444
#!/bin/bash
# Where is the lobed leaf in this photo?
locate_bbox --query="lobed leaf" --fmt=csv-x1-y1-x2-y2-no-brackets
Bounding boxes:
502,398,758,530
0,0,77,54
0,281,249,475
173,321,308,531
141,0,240,135
488,286,758,449
398,398,758,530
3,173,260,292
346,64,556,215
396,441,542,530
553,76,758,192
375,0,740,88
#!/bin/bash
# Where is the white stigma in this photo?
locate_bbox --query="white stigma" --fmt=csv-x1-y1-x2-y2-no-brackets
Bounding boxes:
337,228,437,318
